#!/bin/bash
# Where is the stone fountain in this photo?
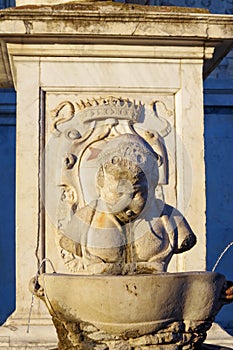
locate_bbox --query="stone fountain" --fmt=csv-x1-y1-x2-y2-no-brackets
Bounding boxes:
30,96,233,349
0,0,233,349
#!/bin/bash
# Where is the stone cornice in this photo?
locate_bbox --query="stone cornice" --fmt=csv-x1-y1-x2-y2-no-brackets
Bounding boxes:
0,3,232,40
0,2,233,87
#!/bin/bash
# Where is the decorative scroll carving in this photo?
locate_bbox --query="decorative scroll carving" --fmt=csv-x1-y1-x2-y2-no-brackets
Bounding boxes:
149,100,172,137
50,101,76,136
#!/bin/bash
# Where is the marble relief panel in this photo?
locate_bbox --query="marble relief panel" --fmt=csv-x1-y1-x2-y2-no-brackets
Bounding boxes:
43,90,182,272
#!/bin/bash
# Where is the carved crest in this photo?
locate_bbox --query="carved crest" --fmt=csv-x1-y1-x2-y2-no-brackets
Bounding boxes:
76,96,144,123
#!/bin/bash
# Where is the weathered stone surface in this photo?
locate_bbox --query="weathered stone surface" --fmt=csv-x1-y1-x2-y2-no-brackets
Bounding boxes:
31,272,226,349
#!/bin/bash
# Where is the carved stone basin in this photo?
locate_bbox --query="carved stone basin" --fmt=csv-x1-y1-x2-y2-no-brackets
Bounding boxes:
38,271,226,338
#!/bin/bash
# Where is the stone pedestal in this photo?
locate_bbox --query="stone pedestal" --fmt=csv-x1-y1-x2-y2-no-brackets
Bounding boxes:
0,2,233,349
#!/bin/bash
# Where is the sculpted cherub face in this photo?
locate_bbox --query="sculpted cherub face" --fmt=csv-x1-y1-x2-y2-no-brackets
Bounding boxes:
95,134,160,223
96,158,148,223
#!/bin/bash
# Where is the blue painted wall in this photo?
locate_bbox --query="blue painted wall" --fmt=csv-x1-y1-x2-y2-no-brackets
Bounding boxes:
0,0,233,332
0,89,16,324
0,0,16,324
204,72,233,329
0,0,15,9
